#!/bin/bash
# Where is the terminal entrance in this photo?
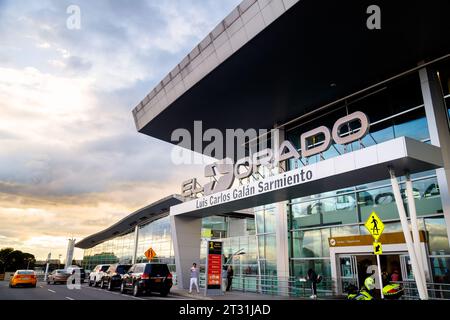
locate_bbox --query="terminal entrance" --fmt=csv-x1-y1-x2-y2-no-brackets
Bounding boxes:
329,232,427,295
338,252,412,296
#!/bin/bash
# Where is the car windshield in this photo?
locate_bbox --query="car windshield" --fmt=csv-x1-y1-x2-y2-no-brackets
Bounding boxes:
17,271,34,275
145,264,169,276
116,265,131,274
56,270,67,274
100,266,109,272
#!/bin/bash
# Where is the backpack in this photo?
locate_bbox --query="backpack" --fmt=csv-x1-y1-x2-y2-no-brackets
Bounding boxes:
316,274,322,284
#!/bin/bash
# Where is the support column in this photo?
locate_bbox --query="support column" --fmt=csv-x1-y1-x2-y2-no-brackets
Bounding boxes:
132,225,139,264
390,168,428,299
272,127,290,294
405,172,427,282
420,66,450,247
170,214,202,290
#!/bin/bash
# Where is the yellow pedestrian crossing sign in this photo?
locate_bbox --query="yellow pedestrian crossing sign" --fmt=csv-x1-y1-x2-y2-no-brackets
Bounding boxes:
373,242,383,255
145,247,157,260
364,212,384,240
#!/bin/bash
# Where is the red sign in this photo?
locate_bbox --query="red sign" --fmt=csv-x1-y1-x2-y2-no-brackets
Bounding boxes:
207,254,221,286
207,241,222,290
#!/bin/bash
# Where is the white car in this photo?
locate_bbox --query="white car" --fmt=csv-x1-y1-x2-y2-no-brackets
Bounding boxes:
88,264,110,287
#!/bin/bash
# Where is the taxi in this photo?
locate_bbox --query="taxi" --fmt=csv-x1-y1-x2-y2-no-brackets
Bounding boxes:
9,270,37,288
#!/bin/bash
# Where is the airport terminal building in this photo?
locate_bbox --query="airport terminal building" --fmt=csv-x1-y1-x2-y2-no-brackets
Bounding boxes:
77,0,450,298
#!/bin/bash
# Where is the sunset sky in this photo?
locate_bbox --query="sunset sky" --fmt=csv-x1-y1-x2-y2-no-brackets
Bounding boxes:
0,0,241,261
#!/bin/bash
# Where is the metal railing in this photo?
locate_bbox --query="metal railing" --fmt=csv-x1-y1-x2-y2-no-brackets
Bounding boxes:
393,281,450,300
198,274,450,299
199,274,337,298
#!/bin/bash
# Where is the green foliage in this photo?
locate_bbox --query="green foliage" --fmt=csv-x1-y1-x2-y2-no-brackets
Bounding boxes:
0,248,36,272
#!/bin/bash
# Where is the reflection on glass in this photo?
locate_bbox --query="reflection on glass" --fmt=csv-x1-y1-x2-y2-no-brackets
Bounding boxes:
411,177,442,217
425,217,450,255
291,229,330,258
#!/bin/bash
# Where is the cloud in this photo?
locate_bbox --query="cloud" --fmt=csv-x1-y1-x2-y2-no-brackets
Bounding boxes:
0,0,242,260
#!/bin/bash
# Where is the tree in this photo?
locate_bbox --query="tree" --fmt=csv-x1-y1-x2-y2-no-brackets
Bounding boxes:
0,248,14,273
0,248,36,272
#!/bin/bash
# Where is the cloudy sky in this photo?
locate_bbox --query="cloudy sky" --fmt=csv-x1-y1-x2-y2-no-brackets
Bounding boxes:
0,0,241,261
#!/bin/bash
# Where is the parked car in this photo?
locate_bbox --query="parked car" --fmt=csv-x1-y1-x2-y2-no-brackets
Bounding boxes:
9,270,37,288
120,263,172,297
66,266,86,283
88,264,110,287
47,269,71,284
100,264,131,290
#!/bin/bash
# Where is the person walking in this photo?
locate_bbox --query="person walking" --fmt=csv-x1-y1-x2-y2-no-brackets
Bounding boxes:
226,265,234,291
189,263,199,294
307,268,318,299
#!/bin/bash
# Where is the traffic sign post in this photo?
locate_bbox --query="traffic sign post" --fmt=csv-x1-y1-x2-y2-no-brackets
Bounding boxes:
365,212,384,299
364,212,384,241
373,242,382,255
145,247,157,261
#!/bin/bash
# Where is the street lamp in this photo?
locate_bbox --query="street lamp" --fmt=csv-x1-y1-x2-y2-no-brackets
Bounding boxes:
26,258,32,270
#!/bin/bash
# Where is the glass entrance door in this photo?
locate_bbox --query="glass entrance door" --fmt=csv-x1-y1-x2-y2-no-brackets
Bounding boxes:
338,255,358,293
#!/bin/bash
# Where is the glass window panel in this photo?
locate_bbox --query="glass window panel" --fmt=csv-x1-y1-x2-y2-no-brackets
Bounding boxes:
291,229,329,258
264,207,276,234
410,177,442,216
331,225,359,237
291,259,331,279
290,201,321,229
255,209,265,234
358,185,399,222
393,113,429,141
425,217,450,255
322,192,358,225
430,257,450,287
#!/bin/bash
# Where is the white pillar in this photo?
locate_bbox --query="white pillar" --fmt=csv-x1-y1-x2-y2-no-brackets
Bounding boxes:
132,225,139,264
44,252,51,282
170,214,202,290
405,172,428,288
64,239,76,269
272,127,290,295
390,168,428,299
419,66,450,247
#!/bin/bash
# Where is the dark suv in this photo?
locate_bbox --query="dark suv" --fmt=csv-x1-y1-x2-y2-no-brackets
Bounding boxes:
120,263,172,297
100,264,131,290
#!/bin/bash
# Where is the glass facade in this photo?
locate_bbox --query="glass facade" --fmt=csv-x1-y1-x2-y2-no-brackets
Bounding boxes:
283,71,450,293
83,215,257,286
82,232,135,271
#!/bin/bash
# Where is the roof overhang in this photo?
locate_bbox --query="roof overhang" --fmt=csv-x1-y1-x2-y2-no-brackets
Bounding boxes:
170,137,444,217
75,195,184,249
132,0,450,152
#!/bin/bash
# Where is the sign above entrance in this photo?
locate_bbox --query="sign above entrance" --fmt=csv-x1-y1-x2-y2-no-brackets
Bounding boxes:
365,212,384,241
171,137,443,217
182,111,370,198
373,242,383,255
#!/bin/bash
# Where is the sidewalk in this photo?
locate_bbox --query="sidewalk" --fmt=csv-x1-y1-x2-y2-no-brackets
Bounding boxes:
170,287,344,300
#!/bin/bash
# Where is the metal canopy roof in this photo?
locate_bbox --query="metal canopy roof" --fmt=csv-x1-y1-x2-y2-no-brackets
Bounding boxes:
75,195,184,249
132,0,450,154
75,195,255,249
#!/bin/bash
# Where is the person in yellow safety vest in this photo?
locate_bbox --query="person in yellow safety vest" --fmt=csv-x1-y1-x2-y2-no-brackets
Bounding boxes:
364,271,376,293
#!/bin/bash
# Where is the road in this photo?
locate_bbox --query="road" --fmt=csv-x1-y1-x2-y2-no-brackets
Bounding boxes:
0,281,185,300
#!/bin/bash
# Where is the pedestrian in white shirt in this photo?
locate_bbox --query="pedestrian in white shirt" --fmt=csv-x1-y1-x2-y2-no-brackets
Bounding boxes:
189,263,199,293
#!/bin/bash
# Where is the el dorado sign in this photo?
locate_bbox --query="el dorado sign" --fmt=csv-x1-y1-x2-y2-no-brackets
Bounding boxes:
182,111,370,198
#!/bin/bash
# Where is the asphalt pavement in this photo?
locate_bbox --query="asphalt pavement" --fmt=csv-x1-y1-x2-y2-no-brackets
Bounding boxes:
0,281,186,300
